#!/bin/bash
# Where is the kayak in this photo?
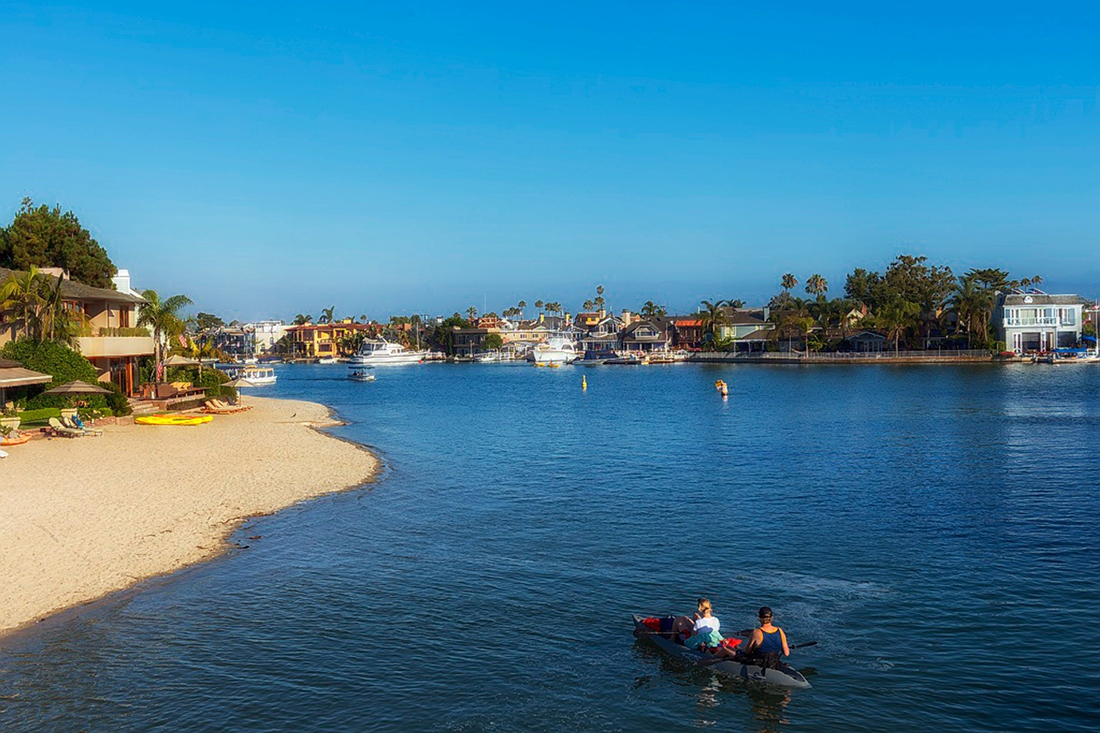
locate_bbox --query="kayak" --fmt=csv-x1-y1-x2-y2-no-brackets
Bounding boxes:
136,414,213,426
631,614,812,689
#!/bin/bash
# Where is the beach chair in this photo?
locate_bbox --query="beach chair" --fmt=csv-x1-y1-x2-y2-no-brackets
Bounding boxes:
48,417,84,438
218,398,252,412
64,414,104,436
203,400,238,414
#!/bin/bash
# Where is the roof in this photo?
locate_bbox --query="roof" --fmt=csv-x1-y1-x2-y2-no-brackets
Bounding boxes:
849,330,886,341
622,319,669,340
736,329,772,341
0,266,144,305
725,311,767,325
0,365,53,388
999,293,1083,307
673,318,703,327
286,322,373,331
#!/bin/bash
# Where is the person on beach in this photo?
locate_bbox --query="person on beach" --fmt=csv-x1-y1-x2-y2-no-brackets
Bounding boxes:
740,606,790,668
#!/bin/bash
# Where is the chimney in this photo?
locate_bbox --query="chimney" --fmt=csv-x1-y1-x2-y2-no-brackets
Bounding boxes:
112,269,132,293
621,309,632,327
763,306,770,321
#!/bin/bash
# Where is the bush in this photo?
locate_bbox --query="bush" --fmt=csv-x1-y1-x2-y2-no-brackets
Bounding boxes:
165,365,232,399
0,339,107,410
14,407,61,424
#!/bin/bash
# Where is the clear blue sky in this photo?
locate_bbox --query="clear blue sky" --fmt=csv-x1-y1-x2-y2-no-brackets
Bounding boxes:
2,1,1098,320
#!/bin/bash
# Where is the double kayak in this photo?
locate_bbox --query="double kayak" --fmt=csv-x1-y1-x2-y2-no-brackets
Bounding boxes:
135,414,213,426
632,614,812,689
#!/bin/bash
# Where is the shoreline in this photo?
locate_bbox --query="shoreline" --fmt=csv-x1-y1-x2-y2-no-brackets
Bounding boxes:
0,396,379,639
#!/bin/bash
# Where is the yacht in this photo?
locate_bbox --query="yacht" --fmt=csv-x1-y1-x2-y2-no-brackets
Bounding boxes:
350,339,429,365
528,338,578,365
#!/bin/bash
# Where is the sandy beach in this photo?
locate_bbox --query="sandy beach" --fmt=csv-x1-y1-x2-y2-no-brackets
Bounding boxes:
0,396,378,636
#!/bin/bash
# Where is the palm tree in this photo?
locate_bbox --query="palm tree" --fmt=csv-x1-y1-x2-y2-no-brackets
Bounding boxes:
0,266,46,340
535,300,544,315
781,273,799,293
583,300,595,311
466,306,478,322
641,300,665,318
874,300,921,355
292,313,311,325
805,274,828,299
138,289,193,382
698,299,728,342
318,306,335,324
517,300,527,319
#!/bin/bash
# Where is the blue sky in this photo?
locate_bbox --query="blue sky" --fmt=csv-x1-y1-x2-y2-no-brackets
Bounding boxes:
1,2,1098,320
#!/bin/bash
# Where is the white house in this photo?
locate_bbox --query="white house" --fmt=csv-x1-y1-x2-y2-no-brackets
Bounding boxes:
994,292,1084,353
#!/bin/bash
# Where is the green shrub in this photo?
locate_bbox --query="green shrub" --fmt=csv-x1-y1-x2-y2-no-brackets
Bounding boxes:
166,366,232,398
15,407,61,423
1,339,106,410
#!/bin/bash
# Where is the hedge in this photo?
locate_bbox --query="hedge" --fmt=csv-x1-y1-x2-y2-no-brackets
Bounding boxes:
1,338,131,415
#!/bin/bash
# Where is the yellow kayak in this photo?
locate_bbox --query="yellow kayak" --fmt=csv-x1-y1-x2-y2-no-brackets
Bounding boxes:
136,414,213,426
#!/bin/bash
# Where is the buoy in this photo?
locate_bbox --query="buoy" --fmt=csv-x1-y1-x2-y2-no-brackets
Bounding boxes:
582,375,587,391
715,379,729,397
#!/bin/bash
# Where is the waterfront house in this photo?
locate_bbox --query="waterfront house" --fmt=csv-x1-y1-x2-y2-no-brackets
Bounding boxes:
846,330,887,352
670,317,704,349
621,318,671,352
715,308,773,341
0,266,153,395
994,292,1084,353
574,310,624,357
285,320,375,358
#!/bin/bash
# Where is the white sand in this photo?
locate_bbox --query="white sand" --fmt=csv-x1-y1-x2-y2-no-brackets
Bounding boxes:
0,396,378,636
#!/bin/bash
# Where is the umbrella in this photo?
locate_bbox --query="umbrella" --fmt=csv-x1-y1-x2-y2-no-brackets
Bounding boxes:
221,377,256,405
43,380,112,395
163,354,200,366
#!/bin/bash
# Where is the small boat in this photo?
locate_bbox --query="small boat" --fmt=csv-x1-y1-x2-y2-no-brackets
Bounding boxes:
1,433,30,446
234,366,277,385
631,615,811,689
605,355,642,365
136,414,213,426
318,357,339,365
348,366,376,382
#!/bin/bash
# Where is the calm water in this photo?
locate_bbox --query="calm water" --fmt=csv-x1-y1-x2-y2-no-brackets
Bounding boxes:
2,363,1099,731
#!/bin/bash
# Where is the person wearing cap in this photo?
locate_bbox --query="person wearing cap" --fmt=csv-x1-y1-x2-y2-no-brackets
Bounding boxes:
742,606,789,668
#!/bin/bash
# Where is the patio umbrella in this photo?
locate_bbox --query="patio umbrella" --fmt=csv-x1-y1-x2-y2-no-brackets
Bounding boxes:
221,377,256,404
43,380,112,395
164,353,203,378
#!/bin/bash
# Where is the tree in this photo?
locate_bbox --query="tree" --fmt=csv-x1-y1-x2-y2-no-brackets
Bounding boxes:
874,299,921,354
640,300,666,318
781,273,799,293
0,198,117,288
138,289,193,381
483,333,504,351
517,300,527,319
805,274,828,299
844,268,883,309
698,299,728,341
466,306,478,322
535,300,544,313
0,266,47,340
594,284,606,311
318,306,335,324
195,312,225,333
292,313,312,325
583,300,595,311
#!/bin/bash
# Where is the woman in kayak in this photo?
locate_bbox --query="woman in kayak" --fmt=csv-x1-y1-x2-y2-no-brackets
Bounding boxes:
741,606,790,668
672,598,719,641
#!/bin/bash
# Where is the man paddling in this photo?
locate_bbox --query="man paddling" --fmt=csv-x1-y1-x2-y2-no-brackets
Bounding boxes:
741,606,790,669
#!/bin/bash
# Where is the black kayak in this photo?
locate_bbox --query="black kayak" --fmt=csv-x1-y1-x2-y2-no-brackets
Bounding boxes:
632,614,812,689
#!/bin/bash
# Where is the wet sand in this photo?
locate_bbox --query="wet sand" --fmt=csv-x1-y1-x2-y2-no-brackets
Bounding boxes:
0,396,378,636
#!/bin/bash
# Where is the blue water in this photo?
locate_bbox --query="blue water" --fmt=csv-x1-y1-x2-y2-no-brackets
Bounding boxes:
2,363,1099,731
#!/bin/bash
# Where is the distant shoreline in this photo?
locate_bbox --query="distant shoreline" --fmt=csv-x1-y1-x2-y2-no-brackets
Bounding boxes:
0,396,379,638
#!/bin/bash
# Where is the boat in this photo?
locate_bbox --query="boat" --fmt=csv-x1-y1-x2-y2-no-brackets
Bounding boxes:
474,350,504,363
1,433,30,446
317,357,339,365
605,354,642,365
242,357,258,365
348,365,376,381
233,366,277,385
350,339,429,366
528,338,578,365
136,414,213,426
631,615,811,689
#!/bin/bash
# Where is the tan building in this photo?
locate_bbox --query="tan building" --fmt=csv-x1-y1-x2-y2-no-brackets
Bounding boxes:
0,267,154,395
285,320,376,357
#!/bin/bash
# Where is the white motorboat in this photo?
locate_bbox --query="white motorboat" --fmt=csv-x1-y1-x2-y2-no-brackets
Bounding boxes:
318,357,339,364
350,339,429,365
232,365,277,385
348,365,376,381
528,338,578,365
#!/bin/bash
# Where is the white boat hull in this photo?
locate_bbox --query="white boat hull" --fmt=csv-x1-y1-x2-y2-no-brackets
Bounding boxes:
349,352,427,365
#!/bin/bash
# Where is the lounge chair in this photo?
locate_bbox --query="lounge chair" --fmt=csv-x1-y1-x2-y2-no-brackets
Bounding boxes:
64,415,103,436
213,399,251,412
203,400,238,414
48,417,84,438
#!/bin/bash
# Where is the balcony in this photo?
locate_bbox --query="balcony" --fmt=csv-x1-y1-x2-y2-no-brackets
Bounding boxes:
1004,317,1058,327
76,328,155,359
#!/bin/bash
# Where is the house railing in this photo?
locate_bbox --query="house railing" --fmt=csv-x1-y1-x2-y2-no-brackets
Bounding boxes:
1003,317,1059,327
76,326,152,337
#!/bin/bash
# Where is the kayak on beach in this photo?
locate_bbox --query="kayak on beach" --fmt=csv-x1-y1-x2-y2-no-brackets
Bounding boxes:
135,414,213,426
631,614,812,689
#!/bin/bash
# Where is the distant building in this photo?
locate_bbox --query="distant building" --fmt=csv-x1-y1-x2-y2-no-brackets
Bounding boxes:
286,320,375,357
621,318,671,352
994,292,1084,353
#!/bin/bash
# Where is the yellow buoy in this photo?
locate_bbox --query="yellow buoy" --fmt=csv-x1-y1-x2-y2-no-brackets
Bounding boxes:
582,375,587,391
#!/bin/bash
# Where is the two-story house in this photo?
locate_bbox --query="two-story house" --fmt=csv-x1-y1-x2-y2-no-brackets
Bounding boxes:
0,266,154,395
994,292,1084,353
621,318,671,352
